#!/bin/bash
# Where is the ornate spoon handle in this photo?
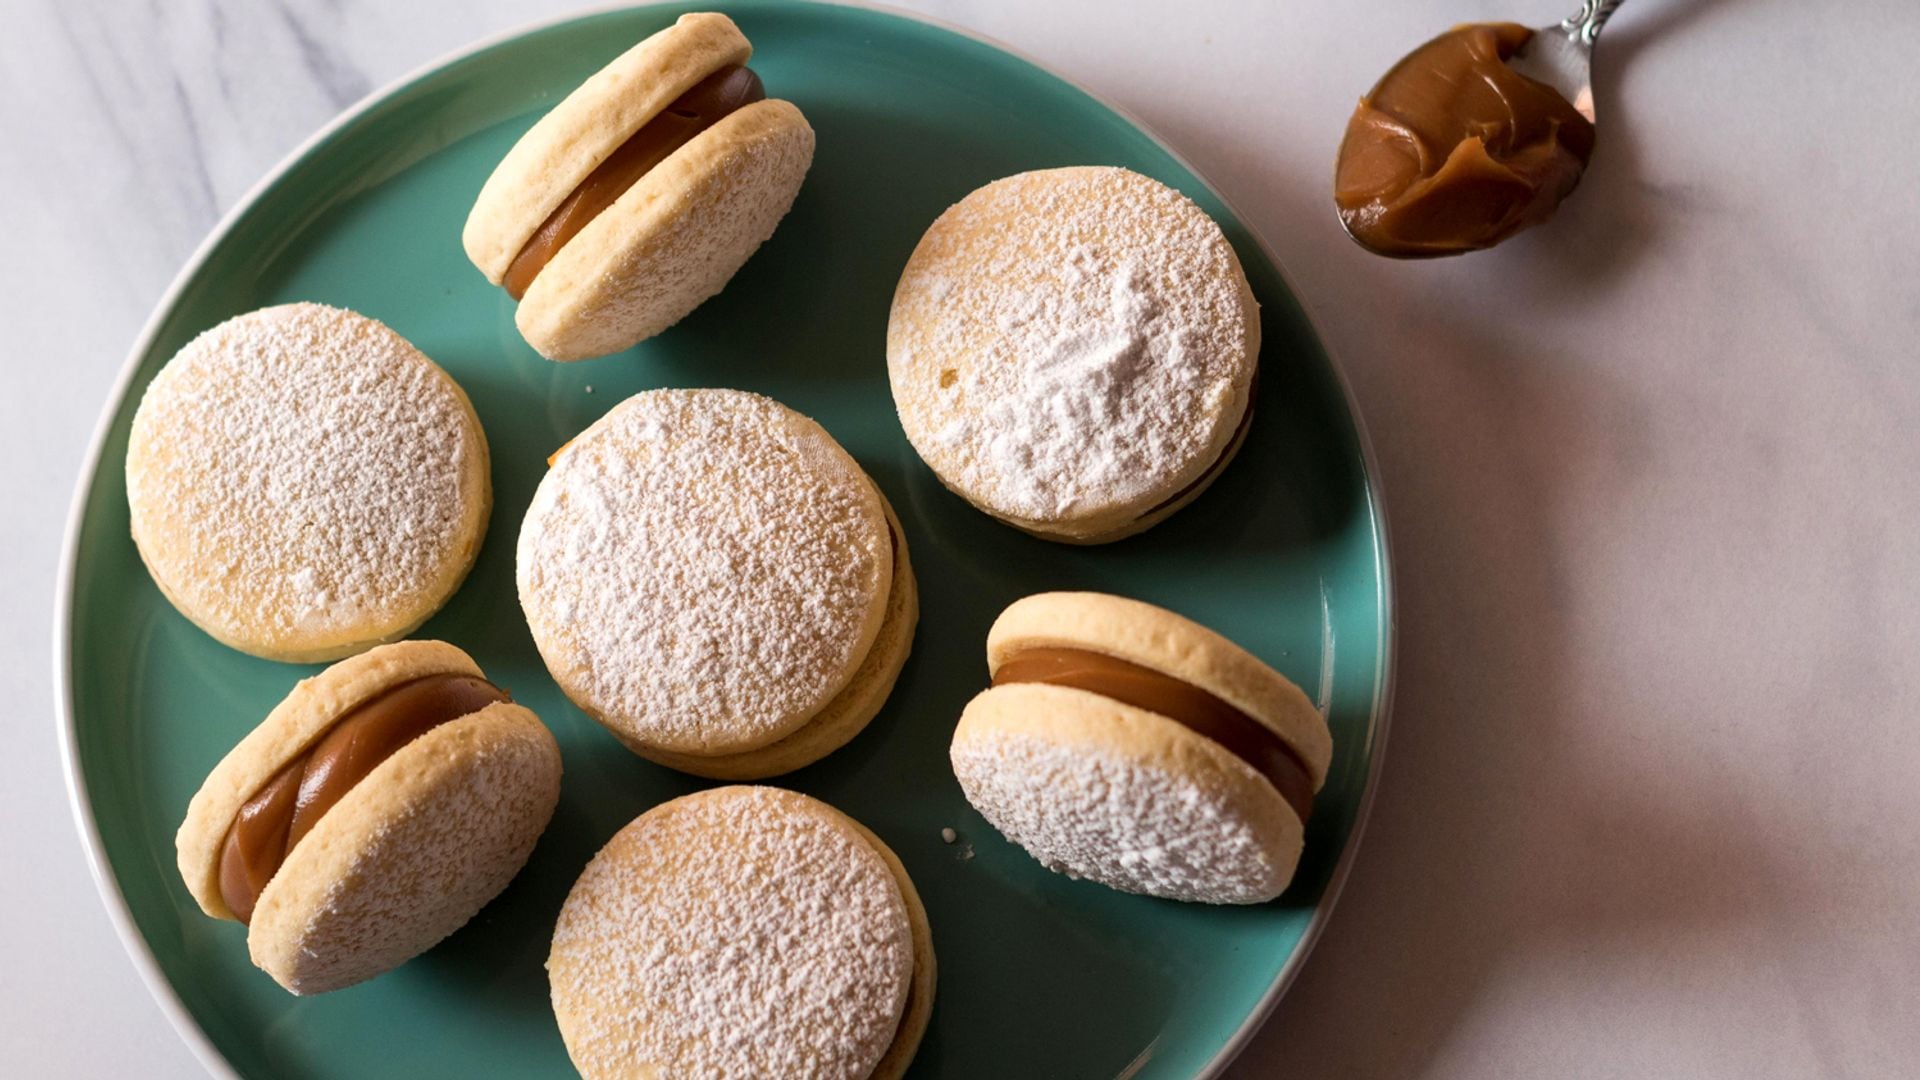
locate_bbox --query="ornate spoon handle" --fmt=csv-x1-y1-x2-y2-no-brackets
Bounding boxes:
1562,0,1627,47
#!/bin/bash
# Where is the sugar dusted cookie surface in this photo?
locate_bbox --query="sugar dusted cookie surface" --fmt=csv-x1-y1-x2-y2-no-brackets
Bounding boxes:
517,389,906,773
888,166,1259,543
125,303,490,662
550,786,927,1080
514,98,815,361
952,683,1301,905
463,12,815,360
951,591,1329,904
173,640,563,995
462,12,755,281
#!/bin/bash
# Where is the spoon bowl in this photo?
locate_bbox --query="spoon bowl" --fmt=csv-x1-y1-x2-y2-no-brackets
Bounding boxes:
1331,1,1625,256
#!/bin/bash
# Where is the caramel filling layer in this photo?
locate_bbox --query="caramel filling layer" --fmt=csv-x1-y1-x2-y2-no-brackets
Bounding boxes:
502,64,766,299
1334,23,1596,257
992,647,1315,822
216,673,511,924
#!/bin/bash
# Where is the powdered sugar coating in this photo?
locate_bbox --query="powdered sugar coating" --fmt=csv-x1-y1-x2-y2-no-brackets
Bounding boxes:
951,727,1292,905
549,786,913,1080
515,99,816,361
125,303,487,659
254,706,562,995
461,12,752,279
888,166,1256,525
517,389,890,756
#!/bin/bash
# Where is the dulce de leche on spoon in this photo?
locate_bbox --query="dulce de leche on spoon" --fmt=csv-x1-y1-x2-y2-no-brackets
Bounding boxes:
1334,22,1596,257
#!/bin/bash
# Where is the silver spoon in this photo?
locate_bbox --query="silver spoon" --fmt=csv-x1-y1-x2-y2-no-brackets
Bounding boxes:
1509,0,1628,124
1334,1,1627,255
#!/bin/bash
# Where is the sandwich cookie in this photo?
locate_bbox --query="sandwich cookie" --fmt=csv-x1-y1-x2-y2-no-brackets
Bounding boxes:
464,12,815,360
175,640,562,994
126,303,491,662
888,166,1261,544
550,786,934,1080
950,592,1331,904
517,389,915,779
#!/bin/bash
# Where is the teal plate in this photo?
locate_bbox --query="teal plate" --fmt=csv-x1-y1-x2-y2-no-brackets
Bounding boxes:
57,4,1392,1077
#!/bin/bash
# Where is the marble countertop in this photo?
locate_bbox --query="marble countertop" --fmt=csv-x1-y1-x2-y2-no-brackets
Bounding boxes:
6,0,1918,1075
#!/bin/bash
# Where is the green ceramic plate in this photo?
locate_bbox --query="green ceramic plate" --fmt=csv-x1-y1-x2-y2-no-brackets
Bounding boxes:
58,3,1392,1077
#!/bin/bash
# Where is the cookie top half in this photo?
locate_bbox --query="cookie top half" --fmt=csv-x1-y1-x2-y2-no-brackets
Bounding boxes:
888,166,1259,534
517,389,892,756
125,303,490,662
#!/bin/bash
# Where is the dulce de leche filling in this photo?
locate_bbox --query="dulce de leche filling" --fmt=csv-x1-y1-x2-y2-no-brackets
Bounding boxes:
1334,23,1596,257
992,647,1316,823
502,64,766,299
216,673,510,924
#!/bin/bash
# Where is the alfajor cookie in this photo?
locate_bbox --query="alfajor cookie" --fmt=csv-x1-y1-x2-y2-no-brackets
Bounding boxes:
126,303,491,663
175,640,562,994
888,166,1260,544
950,592,1331,904
517,389,915,779
464,12,815,361
550,786,934,1080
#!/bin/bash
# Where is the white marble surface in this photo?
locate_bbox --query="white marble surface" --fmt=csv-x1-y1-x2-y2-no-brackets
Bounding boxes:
5,0,1918,1075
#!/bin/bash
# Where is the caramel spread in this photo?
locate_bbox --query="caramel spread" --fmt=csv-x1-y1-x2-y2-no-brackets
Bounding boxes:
992,648,1315,822
1334,23,1595,257
503,65,766,298
216,673,510,924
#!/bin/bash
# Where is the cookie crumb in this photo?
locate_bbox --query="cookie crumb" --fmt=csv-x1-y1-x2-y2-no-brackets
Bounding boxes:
940,827,957,844
584,384,595,394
